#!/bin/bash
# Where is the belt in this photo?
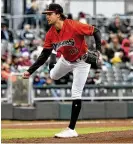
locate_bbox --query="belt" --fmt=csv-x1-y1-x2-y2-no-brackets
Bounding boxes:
71,53,88,63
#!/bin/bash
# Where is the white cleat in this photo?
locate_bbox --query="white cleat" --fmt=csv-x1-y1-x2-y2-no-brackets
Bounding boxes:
55,127,78,138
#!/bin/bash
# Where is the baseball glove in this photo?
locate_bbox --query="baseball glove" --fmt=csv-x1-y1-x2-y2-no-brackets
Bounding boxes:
83,50,101,68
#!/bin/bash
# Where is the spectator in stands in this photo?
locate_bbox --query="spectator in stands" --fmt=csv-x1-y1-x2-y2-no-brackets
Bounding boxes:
93,70,102,84
127,35,133,65
108,16,128,34
101,40,110,61
121,38,130,57
30,39,43,62
1,63,16,82
6,57,12,66
129,34,133,51
15,49,31,72
118,49,129,63
1,52,8,63
17,52,32,73
20,52,32,66
86,76,95,85
86,70,101,85
33,75,46,86
20,24,35,40
30,45,43,63
1,23,14,43
13,40,30,58
25,0,39,27
46,76,53,85
20,40,28,50
78,12,87,24
12,41,22,57
11,55,19,72
111,51,123,65
108,34,121,60
67,13,73,19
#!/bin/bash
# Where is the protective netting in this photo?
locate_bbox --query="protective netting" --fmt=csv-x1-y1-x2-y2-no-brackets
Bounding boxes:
9,74,29,105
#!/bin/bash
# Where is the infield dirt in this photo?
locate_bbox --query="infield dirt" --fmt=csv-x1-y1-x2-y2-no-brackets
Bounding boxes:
2,119,133,143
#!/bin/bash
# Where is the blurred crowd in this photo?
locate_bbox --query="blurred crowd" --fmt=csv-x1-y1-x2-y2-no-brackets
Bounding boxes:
1,6,133,87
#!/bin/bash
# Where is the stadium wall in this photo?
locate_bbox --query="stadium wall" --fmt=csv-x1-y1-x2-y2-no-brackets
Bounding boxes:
1,101,133,120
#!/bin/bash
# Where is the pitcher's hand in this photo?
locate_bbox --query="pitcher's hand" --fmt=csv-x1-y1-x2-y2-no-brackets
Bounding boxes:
22,71,31,79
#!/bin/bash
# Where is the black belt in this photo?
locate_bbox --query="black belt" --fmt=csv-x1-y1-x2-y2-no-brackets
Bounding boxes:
70,53,88,63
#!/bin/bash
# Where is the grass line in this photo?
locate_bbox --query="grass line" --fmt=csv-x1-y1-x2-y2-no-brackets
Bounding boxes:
2,127,133,139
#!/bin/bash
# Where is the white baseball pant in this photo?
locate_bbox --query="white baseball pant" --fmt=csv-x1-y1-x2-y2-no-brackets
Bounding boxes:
50,56,91,99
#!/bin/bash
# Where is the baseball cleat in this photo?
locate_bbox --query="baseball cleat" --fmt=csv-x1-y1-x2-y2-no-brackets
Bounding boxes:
54,127,78,138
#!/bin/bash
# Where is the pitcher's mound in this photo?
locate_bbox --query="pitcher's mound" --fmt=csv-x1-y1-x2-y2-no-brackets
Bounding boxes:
2,130,133,143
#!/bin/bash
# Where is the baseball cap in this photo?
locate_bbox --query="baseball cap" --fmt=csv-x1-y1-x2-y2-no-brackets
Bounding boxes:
42,3,63,14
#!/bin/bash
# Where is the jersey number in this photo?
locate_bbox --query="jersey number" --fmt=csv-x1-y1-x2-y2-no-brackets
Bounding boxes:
69,47,79,55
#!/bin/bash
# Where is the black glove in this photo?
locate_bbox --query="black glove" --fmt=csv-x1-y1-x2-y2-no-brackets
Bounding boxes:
84,50,101,69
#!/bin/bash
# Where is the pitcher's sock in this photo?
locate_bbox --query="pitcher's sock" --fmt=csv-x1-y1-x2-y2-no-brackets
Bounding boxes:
68,99,81,130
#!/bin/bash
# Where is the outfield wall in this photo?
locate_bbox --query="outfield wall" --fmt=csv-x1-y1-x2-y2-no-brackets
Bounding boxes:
1,101,133,120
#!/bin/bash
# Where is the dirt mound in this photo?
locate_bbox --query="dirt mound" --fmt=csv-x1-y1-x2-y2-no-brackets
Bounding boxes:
2,130,133,143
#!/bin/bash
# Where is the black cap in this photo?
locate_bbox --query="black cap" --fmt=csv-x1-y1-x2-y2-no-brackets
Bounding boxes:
42,3,63,14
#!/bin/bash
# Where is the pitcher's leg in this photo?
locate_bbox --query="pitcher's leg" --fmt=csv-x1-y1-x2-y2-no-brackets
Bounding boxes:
68,61,91,130
50,57,72,80
72,62,91,99
54,61,91,138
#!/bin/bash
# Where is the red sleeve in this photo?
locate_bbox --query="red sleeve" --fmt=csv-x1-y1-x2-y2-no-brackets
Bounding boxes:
71,20,94,36
44,31,52,49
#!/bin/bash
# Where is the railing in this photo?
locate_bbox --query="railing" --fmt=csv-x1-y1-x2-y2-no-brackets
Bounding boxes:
1,13,133,30
1,13,42,31
33,84,133,102
1,80,133,105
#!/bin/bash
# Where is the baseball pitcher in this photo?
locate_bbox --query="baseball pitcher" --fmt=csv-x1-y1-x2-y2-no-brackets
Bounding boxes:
23,3,101,138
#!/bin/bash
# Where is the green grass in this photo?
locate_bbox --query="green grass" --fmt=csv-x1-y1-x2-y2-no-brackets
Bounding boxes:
2,127,133,139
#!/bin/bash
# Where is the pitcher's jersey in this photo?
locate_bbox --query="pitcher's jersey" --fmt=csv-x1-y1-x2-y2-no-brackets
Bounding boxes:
44,19,94,62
